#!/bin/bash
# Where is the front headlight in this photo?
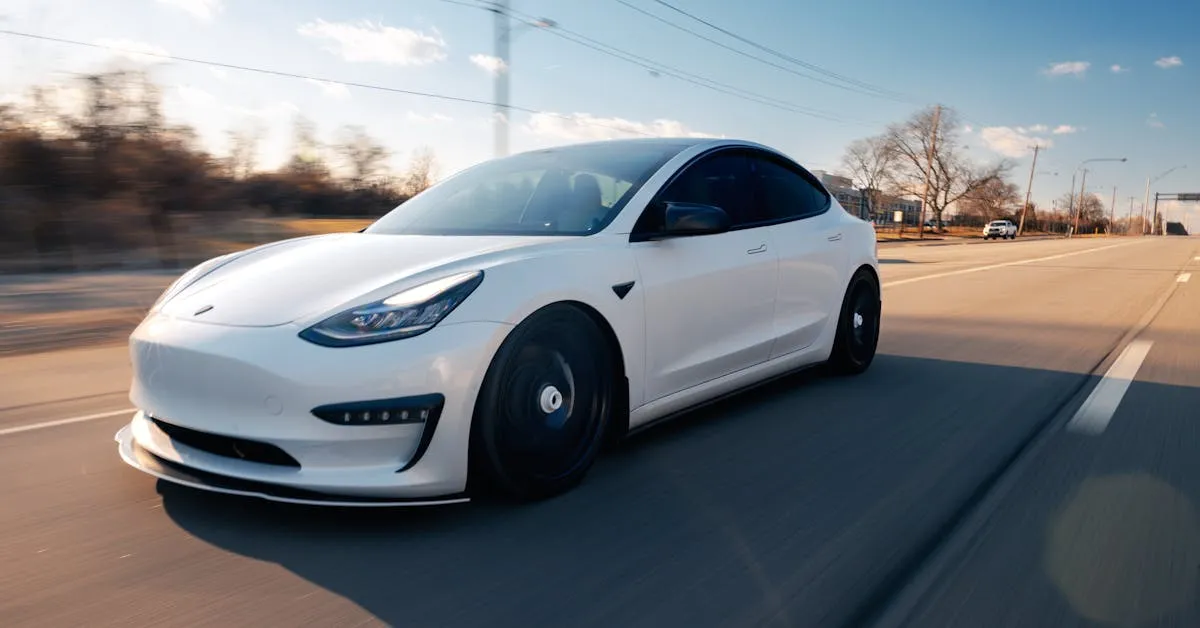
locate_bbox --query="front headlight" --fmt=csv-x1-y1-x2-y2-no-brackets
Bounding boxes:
149,254,232,313
299,270,485,347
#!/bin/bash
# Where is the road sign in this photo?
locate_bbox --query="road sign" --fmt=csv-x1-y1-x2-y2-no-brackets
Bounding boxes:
1176,193,1200,201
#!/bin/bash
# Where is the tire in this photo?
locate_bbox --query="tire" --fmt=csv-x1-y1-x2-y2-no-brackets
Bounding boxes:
827,268,881,376
469,304,615,501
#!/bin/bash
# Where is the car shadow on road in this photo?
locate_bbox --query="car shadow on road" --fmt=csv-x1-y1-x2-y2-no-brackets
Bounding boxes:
156,353,1200,628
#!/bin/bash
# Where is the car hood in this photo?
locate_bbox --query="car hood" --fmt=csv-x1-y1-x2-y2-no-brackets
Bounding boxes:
158,233,571,327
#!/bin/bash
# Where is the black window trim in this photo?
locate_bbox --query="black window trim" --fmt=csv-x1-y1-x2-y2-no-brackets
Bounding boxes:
628,145,832,243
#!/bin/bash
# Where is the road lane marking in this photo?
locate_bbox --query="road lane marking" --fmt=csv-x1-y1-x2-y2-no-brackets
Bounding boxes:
1178,273,1192,283
1067,340,1154,435
0,408,134,437
882,240,1144,288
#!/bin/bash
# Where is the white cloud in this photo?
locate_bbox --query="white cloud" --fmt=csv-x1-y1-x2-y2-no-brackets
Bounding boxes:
156,0,223,22
94,38,170,64
1027,124,1048,133
175,85,218,107
305,78,350,100
1052,125,1079,135
209,67,229,80
963,125,973,134
469,53,508,76
297,19,447,66
406,111,453,124
1043,61,1090,77
1110,64,1128,73
526,112,716,142
1147,113,1165,129
1155,56,1183,69
979,126,1053,158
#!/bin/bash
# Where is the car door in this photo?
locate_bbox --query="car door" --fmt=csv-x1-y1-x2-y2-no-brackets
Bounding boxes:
744,151,845,359
630,148,780,403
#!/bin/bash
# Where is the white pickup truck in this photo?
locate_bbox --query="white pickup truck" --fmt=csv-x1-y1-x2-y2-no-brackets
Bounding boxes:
983,219,1017,240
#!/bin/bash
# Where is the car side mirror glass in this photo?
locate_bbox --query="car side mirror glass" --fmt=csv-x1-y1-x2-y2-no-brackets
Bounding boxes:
661,202,731,237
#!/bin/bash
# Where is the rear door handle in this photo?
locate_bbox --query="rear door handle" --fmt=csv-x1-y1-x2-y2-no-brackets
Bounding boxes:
747,243,768,255
827,233,843,242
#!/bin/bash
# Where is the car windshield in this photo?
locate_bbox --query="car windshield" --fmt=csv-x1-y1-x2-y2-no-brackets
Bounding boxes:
990,221,1008,226
365,141,689,237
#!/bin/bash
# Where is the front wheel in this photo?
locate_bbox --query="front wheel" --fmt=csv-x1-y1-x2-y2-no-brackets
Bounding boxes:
827,269,881,376
469,304,615,501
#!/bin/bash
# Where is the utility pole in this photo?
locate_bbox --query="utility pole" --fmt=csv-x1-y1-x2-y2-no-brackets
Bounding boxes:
1142,175,1151,235
917,104,941,240
1152,192,1161,236
1126,196,1136,235
1108,185,1117,236
1018,144,1040,236
490,0,512,159
1073,169,1089,236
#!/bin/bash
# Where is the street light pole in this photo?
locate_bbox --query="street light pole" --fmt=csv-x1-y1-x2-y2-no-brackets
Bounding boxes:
1144,164,1187,235
491,0,512,159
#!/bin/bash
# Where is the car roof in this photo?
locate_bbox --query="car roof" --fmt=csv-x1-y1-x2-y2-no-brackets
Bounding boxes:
512,136,776,157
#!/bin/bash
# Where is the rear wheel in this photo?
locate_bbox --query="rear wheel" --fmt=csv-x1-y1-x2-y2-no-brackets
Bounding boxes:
469,304,615,501
827,269,881,376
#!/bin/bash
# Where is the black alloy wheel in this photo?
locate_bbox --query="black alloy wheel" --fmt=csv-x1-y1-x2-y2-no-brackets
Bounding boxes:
470,304,615,500
828,269,881,376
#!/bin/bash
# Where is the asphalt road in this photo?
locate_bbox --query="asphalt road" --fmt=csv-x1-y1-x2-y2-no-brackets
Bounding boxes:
1,236,1198,628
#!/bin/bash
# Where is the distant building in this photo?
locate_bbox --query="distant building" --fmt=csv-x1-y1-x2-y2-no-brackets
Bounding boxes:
812,170,923,225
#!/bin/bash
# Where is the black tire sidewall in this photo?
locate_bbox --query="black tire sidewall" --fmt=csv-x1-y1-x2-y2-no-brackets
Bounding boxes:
830,270,881,375
469,305,614,501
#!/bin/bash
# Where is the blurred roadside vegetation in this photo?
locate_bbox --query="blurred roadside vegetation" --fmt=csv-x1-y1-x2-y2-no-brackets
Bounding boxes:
0,69,437,273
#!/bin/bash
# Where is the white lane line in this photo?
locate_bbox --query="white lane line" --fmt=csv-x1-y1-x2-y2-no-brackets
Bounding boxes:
1067,340,1155,435
0,408,135,437
883,240,1143,288
1178,273,1192,283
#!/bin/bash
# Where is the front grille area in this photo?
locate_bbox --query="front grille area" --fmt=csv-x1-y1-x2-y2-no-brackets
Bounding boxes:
149,417,301,468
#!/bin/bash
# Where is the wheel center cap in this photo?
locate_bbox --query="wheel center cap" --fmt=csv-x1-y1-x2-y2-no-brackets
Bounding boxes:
853,312,864,329
539,385,564,414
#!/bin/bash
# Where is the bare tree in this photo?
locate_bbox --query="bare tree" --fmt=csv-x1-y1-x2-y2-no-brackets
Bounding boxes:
958,178,1021,223
225,122,264,180
884,105,1013,228
1056,191,1107,232
335,125,390,189
399,146,438,197
840,135,896,220
283,115,329,180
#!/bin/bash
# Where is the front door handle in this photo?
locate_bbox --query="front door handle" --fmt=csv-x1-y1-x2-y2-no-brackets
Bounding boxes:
747,243,768,255
827,233,843,242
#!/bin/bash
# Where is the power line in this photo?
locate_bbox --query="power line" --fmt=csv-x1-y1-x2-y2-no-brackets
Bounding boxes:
614,0,916,105
644,0,915,103
0,28,659,138
443,0,872,125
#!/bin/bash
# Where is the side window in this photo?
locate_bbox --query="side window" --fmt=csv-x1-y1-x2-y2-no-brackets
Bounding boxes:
748,155,830,221
634,150,759,233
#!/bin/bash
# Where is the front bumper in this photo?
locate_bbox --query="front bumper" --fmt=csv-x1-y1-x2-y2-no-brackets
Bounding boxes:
116,312,512,504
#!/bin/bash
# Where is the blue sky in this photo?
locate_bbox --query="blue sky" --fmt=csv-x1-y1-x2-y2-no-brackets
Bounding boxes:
1,0,1196,222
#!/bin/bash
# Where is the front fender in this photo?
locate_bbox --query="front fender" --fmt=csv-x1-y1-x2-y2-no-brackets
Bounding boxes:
445,238,648,409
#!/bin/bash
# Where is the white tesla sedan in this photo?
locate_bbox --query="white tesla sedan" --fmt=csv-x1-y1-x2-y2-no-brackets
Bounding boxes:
115,137,881,506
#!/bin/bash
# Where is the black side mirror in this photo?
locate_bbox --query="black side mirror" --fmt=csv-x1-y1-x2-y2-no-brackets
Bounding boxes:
662,202,731,237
